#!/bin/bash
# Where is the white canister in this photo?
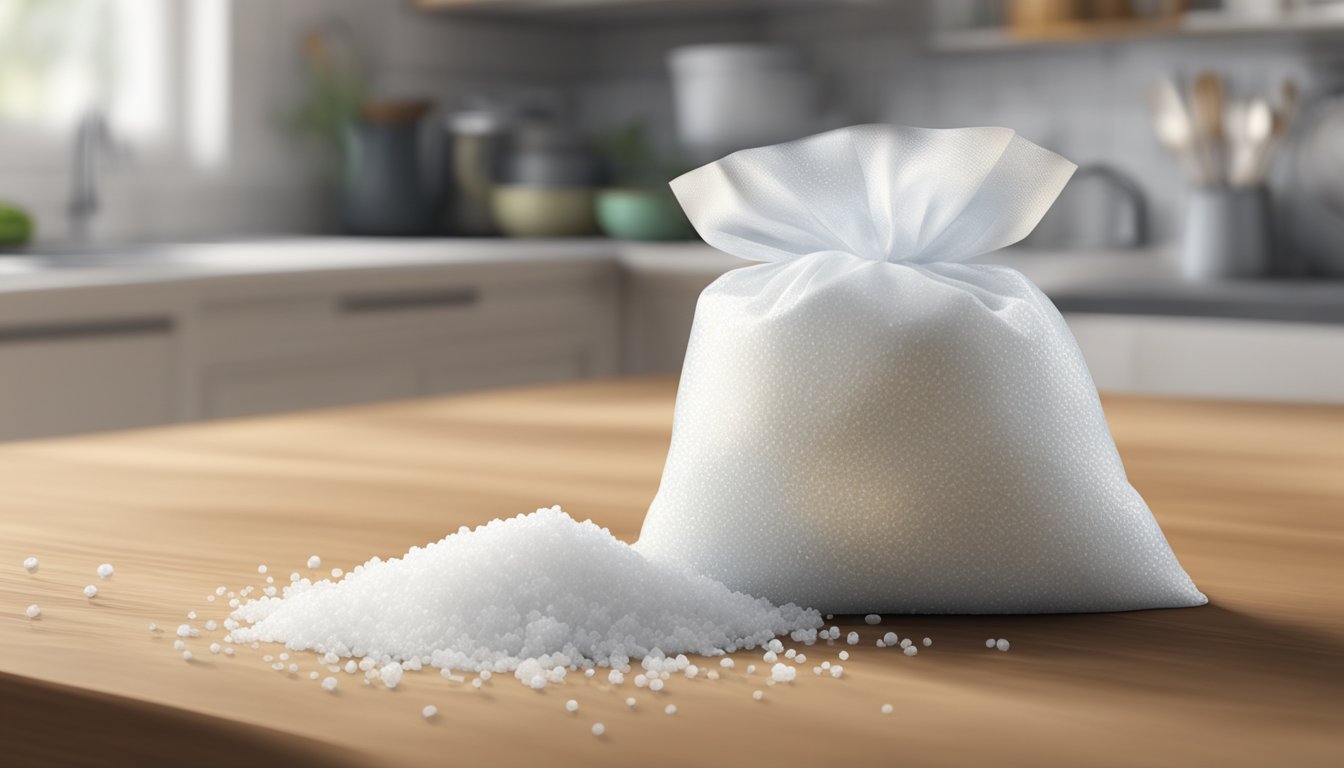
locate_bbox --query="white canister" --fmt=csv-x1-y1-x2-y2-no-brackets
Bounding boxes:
668,44,818,160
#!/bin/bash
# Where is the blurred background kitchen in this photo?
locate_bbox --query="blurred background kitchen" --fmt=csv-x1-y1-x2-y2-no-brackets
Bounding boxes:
0,0,1341,442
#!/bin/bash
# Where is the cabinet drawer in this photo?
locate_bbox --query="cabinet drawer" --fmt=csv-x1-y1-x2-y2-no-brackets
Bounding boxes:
199,271,614,366
0,319,176,440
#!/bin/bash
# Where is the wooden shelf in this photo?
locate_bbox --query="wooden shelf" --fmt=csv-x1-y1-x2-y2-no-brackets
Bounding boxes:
932,7,1344,53
415,0,873,23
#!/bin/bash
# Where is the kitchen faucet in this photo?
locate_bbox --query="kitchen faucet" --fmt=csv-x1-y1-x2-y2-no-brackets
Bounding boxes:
69,110,118,242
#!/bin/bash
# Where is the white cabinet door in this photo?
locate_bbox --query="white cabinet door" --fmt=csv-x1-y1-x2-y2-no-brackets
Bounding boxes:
0,317,176,440
203,358,419,420
421,334,597,395
1063,312,1344,404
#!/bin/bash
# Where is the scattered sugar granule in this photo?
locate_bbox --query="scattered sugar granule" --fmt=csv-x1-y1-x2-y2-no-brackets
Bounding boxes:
479,670,492,681
813,666,822,675
762,651,777,663
882,632,898,646
471,678,482,689
904,646,918,657
23,556,39,574
822,661,831,670
591,723,605,737
770,663,797,683
207,595,216,602
182,650,193,661
224,647,235,656
257,565,267,575
752,690,764,701
584,668,595,678
881,704,894,715
649,678,664,692
227,507,821,678
664,704,677,715
922,637,932,647
279,652,290,661
307,555,321,569
900,638,913,649
767,639,784,653
565,700,579,713
187,611,197,620
530,676,546,689
720,658,735,669
986,638,996,648
838,651,849,661
380,663,404,689
272,662,285,671
288,663,298,673
173,640,186,651
784,649,796,659
322,676,338,692
97,563,114,579
209,643,221,654
876,640,885,648
148,623,157,632
685,664,699,679
331,568,343,579
309,671,319,680
215,586,226,596
607,669,624,685
864,614,881,625
746,665,756,675
625,697,637,708
795,654,806,663
321,652,339,665
83,585,97,599
421,705,437,719
634,674,648,688
996,639,1011,652
289,573,301,583
706,670,720,680
830,665,844,678
846,632,859,646
25,604,40,619
344,660,358,674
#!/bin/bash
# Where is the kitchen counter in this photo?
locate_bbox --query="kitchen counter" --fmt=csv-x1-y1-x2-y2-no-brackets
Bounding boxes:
1,378,1340,767
4,238,1342,325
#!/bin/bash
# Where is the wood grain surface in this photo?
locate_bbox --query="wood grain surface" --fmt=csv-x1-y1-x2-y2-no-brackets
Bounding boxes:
0,377,1341,767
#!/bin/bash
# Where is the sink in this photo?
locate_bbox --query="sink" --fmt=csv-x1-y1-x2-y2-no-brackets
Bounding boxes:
0,242,185,272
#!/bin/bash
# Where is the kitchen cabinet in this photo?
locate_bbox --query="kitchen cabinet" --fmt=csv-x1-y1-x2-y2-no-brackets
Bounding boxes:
1064,313,1344,403
0,316,177,440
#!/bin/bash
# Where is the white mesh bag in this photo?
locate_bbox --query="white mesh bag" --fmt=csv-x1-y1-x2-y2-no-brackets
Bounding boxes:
634,124,1206,614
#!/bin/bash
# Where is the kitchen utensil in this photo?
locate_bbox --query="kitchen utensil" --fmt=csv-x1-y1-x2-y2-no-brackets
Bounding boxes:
1242,98,1276,186
1284,89,1344,276
1182,185,1272,280
1191,72,1227,184
1149,78,1203,182
444,106,507,236
341,101,439,236
595,188,694,241
668,44,818,161
490,185,597,238
496,116,597,187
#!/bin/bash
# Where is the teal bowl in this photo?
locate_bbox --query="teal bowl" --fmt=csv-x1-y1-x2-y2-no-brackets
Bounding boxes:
595,188,696,241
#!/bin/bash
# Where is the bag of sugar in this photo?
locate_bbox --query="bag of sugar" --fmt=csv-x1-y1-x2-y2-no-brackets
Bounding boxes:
635,124,1206,614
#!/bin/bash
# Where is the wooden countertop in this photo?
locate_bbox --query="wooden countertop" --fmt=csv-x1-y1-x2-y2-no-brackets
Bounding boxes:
1,378,1341,767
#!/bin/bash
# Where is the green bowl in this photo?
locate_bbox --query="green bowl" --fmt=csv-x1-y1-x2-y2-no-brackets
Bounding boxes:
595,188,695,241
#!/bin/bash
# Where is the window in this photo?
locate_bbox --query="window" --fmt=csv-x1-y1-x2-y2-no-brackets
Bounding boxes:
0,0,229,170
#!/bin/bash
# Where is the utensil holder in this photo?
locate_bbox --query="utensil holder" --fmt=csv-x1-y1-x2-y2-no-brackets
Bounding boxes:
1182,185,1272,280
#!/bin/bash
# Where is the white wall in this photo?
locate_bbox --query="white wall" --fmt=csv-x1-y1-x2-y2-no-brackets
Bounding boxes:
569,1,1341,245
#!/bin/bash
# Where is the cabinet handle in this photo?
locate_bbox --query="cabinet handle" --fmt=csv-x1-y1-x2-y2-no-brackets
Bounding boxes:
338,287,479,314
0,316,172,344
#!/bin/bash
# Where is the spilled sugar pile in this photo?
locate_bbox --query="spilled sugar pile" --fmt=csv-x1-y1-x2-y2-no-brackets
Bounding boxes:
229,506,821,674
